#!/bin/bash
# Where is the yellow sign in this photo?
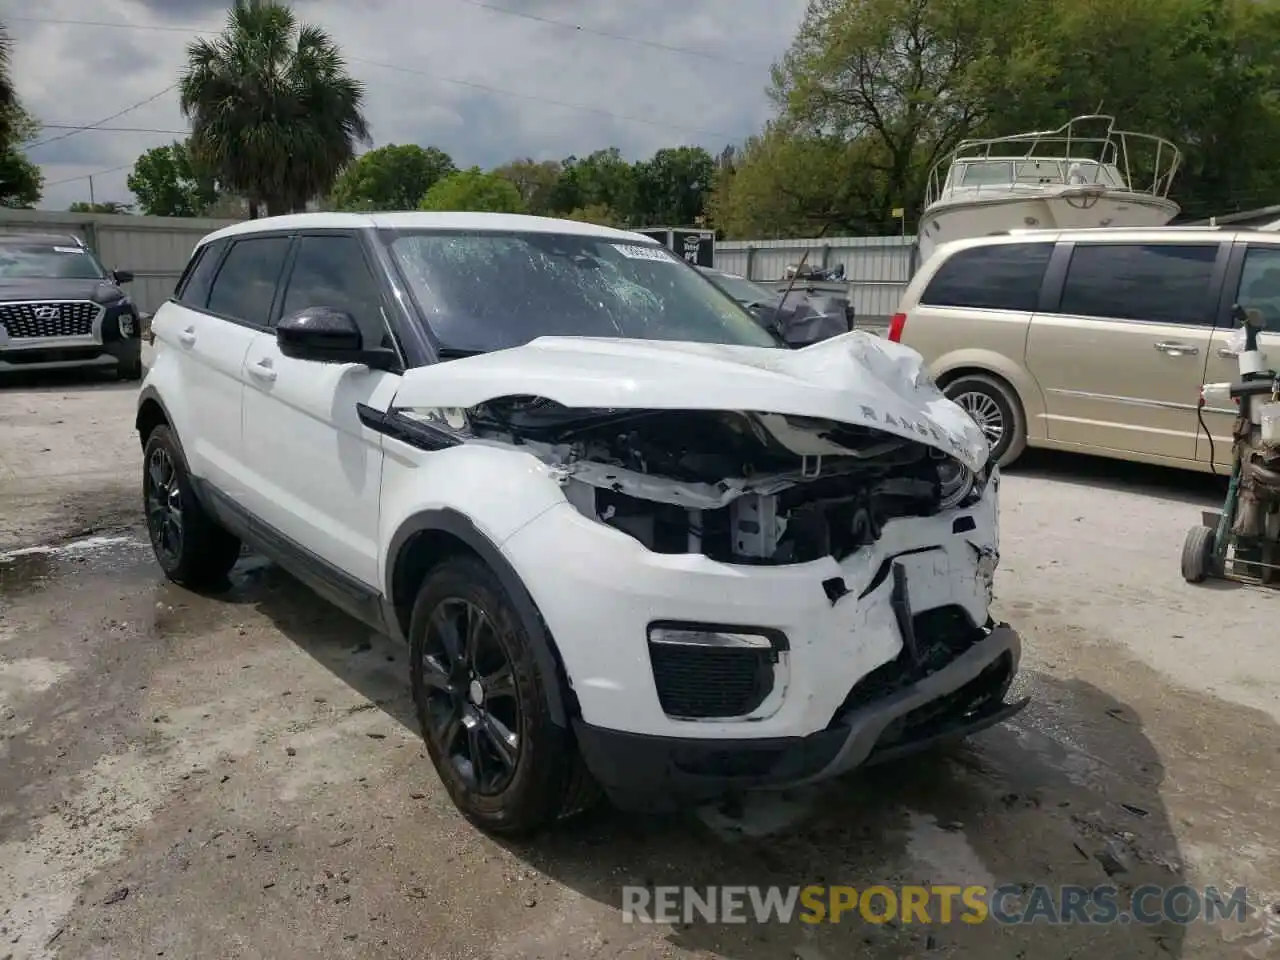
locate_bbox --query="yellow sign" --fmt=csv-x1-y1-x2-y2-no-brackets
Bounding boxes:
891,207,905,218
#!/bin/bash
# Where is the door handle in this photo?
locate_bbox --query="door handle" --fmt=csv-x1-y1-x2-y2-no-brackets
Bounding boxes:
1154,341,1199,356
1217,347,1238,359
248,358,277,383
177,327,196,346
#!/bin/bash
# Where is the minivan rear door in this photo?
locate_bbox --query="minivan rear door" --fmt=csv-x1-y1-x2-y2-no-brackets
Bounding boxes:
1024,239,1225,463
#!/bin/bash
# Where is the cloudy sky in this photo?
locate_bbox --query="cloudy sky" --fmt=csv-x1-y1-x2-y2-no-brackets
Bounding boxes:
9,0,810,211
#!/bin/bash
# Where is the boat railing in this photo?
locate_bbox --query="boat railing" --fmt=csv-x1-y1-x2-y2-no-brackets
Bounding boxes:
923,115,1181,209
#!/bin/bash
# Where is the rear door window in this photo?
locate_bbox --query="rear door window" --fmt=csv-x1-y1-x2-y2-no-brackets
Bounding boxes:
920,243,1053,311
205,235,291,327
1058,243,1219,325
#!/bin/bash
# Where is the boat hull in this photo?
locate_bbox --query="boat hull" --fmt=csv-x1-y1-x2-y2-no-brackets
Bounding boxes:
916,191,1180,265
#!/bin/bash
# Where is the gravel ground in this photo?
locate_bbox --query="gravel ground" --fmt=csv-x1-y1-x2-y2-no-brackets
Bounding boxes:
0,356,1277,959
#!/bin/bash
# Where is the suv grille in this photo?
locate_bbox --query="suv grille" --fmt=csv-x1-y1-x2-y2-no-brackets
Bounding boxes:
0,301,100,339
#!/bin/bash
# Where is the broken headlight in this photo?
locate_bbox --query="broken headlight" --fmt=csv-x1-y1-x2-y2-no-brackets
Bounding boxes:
936,456,978,510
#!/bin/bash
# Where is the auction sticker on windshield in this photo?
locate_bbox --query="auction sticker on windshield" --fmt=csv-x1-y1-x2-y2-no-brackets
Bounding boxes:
612,243,678,262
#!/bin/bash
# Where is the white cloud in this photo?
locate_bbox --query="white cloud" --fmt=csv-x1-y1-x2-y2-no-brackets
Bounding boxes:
9,0,808,211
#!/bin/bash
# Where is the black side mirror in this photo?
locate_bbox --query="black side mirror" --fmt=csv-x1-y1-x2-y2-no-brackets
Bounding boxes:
276,306,398,370
113,269,134,284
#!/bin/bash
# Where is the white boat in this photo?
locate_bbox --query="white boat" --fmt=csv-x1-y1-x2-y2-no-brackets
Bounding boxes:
917,115,1181,264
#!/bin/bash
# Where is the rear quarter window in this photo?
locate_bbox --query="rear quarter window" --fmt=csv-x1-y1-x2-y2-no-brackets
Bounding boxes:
920,243,1053,311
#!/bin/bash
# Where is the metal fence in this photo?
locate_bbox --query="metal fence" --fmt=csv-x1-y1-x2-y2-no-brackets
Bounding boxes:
713,235,918,324
0,209,237,315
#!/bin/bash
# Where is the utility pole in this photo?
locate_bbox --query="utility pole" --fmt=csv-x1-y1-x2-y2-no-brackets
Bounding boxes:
88,175,96,208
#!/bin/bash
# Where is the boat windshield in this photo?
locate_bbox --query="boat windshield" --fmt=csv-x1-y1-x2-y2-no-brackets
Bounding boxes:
959,161,1014,186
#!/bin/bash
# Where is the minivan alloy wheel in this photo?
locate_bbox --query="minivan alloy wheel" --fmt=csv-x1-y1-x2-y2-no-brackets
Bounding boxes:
420,597,521,795
954,390,1005,446
144,446,183,565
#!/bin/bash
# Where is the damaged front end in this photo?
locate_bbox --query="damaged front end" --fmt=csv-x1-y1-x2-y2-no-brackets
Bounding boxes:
428,400,992,566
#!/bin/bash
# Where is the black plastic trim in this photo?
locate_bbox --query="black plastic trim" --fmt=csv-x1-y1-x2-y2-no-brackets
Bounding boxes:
355,404,462,451
192,477,389,632
384,508,571,727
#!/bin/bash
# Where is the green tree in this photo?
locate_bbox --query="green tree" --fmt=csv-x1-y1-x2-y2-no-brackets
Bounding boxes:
708,125,878,238
0,27,42,208
127,140,220,217
548,148,637,222
329,143,455,211
492,157,562,215
634,146,715,225
69,201,133,214
773,0,1056,232
178,0,371,218
562,203,623,227
418,167,526,213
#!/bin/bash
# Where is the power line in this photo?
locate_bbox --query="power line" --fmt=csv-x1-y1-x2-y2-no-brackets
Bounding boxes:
36,124,187,135
450,0,762,67
10,15,744,139
26,84,178,149
346,55,737,139
44,162,132,188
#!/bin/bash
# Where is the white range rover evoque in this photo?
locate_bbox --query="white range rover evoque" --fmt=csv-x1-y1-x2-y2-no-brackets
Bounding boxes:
136,211,1026,836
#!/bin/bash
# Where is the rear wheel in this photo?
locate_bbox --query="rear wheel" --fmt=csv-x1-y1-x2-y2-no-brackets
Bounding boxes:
1180,525,1217,583
142,425,241,587
408,554,597,836
944,374,1027,468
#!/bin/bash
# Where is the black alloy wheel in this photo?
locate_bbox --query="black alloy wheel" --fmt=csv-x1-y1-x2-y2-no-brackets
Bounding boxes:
144,444,184,568
419,597,521,795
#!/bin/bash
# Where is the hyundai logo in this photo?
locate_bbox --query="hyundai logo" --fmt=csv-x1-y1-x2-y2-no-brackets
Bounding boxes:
33,305,61,321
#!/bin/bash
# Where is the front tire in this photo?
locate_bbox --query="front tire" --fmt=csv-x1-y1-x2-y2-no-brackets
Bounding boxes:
408,554,596,836
142,425,241,587
944,374,1027,468
117,349,143,381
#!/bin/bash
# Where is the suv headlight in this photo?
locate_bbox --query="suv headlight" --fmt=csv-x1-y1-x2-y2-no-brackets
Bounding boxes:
935,453,991,510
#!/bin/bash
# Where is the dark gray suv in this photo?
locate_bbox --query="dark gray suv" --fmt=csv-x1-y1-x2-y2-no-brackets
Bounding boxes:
0,232,142,380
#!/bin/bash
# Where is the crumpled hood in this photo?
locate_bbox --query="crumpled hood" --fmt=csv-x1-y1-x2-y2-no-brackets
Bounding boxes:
393,333,990,471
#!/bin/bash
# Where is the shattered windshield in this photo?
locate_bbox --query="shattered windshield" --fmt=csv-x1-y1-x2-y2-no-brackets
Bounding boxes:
383,230,782,353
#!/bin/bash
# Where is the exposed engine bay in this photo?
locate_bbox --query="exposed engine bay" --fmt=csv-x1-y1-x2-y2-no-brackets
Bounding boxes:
456,398,984,565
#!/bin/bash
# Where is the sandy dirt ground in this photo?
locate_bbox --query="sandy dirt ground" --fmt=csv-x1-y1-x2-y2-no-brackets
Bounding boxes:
0,355,1277,959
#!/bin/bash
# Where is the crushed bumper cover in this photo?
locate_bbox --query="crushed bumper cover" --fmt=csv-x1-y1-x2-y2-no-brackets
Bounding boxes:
573,622,1026,812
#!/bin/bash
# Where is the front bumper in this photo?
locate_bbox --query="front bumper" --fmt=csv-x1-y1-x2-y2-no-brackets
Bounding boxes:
574,622,1024,811
0,338,140,374
500,473,1005,740
0,303,140,375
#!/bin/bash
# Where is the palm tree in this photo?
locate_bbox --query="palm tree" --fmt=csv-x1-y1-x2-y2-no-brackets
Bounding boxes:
178,0,370,218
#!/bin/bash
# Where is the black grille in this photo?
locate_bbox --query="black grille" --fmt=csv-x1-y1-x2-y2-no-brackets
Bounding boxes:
832,605,985,720
0,301,99,339
649,643,777,719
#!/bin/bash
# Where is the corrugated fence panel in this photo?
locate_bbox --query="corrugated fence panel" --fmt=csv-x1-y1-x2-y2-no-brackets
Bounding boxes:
0,209,238,314
713,235,918,321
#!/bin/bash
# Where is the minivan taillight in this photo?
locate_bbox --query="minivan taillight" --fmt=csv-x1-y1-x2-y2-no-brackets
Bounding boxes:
887,312,907,342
